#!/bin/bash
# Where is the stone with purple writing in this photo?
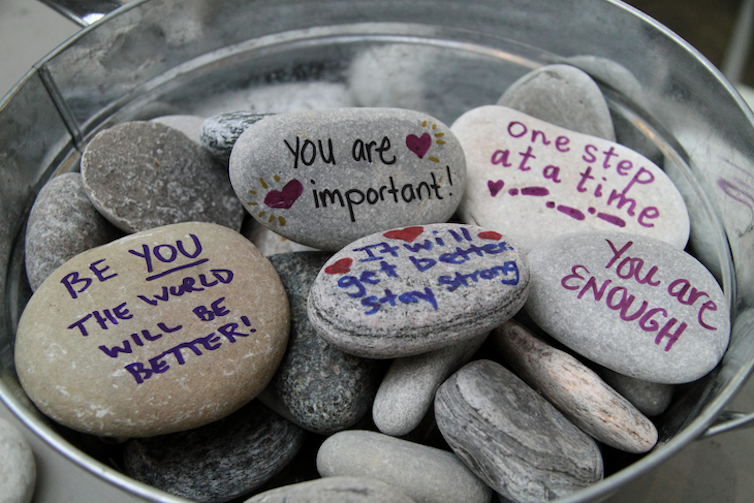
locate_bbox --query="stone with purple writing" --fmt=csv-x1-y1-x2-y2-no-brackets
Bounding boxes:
525,231,730,384
245,476,417,503
0,417,36,503
25,172,120,291
435,359,603,503
201,111,274,163
229,108,466,251
307,223,529,359
14,222,289,437
452,105,690,253
595,367,674,417
81,121,244,233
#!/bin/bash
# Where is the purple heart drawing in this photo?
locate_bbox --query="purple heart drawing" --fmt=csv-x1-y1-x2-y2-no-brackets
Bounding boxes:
264,179,304,209
406,133,432,159
488,179,505,197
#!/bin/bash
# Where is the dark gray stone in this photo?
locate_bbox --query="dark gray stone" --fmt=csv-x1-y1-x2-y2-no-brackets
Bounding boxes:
597,367,674,417
201,111,273,162
435,360,603,503
245,476,417,503
123,401,305,503
25,172,119,291
0,417,35,503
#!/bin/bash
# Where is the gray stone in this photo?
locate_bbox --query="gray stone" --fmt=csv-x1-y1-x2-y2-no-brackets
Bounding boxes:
245,476,417,503
201,111,273,163
524,231,730,384
307,223,530,359
490,320,657,453
150,114,205,145
373,333,487,436
259,252,382,434
0,417,35,503
497,64,615,141
317,430,492,503
15,222,290,437
435,360,603,503
24,172,119,291
123,401,305,503
452,105,690,253
229,108,466,250
247,226,319,256
561,57,644,106
81,121,244,233
596,367,674,417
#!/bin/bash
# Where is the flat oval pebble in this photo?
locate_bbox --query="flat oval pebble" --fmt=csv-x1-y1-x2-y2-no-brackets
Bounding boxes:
451,105,690,252
123,401,304,503
245,476,417,503
201,111,273,162
307,223,529,359
596,367,674,417
229,108,466,250
15,222,289,437
525,231,730,384
25,172,119,291
0,417,36,503
497,64,616,141
491,320,657,453
81,121,244,233
317,430,492,503
435,360,603,503
259,252,382,434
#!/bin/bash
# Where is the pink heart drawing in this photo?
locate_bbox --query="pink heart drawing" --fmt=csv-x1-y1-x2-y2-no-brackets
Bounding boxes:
264,179,303,209
383,226,425,243
406,133,432,159
488,180,505,197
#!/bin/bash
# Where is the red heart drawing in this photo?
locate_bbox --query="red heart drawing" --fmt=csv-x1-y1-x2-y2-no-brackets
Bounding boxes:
383,226,424,243
405,133,432,159
325,257,353,274
264,179,303,209
488,180,504,197
478,231,503,241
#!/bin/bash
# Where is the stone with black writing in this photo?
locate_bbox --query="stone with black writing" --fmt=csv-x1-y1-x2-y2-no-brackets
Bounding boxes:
596,367,674,417
0,417,36,503
201,111,274,163
525,231,730,384
373,333,487,436
81,121,244,233
229,108,466,251
123,401,304,503
497,64,615,141
435,359,603,503
15,222,289,437
317,430,492,503
258,252,382,434
25,172,120,291
307,223,529,359
452,105,689,253
151,115,205,145
245,476,417,503
490,320,657,453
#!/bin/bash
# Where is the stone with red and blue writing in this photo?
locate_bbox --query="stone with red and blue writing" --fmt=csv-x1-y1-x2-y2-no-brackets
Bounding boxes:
201,111,274,163
245,476,417,503
435,359,603,503
229,108,466,251
307,223,530,359
123,401,304,503
524,231,730,384
451,105,689,253
81,121,244,233
595,366,674,417
14,221,289,438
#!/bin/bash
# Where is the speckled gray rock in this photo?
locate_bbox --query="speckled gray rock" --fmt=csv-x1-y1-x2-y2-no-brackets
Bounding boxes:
497,64,615,141
150,115,205,145
229,108,466,250
24,172,119,291
491,320,657,453
248,226,319,256
123,402,305,503
201,111,273,162
259,252,382,434
308,223,529,359
0,418,36,503
317,430,492,503
596,367,674,417
525,231,730,384
373,333,487,436
435,360,603,503
81,121,244,233
245,476,417,503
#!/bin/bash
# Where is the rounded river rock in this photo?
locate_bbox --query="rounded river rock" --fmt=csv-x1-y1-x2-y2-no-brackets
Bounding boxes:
307,223,529,359
245,476,417,503
15,222,289,437
0,417,36,503
229,108,466,250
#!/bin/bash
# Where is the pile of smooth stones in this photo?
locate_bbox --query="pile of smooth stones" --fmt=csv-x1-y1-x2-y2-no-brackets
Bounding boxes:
13,48,730,503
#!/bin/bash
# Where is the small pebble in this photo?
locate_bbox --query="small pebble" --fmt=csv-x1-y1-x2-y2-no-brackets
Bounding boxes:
150,114,205,145
596,367,674,417
245,476,416,503
248,226,319,256
0,417,36,503
200,111,273,162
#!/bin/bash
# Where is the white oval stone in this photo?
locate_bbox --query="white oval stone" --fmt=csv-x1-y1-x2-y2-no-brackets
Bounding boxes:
525,231,730,384
451,105,690,253
15,222,289,437
229,108,466,250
